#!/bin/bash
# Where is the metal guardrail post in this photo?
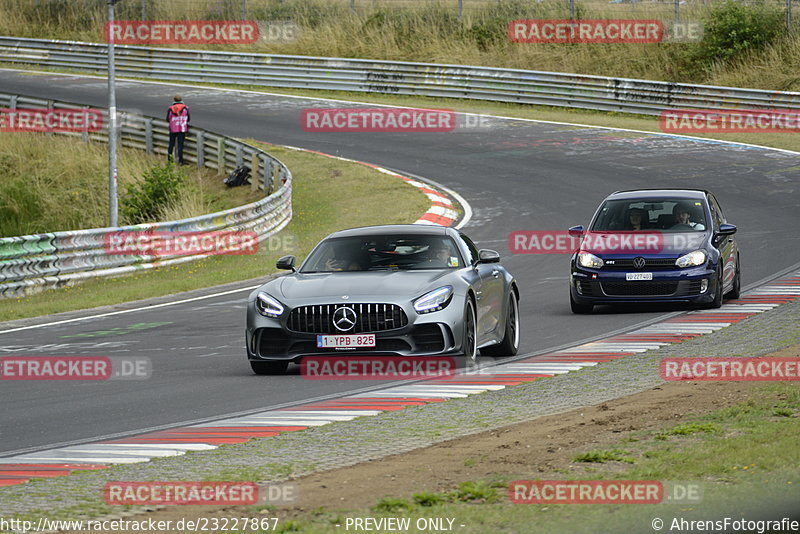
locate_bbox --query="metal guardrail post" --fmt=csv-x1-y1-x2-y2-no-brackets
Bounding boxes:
251,153,259,191
195,130,205,168
145,117,153,153
260,155,269,192
235,144,244,168
217,137,225,176
9,94,17,111
269,160,278,195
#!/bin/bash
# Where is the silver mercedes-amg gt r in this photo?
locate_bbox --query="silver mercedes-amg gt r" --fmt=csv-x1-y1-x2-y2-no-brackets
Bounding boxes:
245,224,520,374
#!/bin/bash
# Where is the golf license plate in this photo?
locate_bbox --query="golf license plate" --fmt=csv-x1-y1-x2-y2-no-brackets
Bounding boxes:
626,272,653,281
317,334,376,349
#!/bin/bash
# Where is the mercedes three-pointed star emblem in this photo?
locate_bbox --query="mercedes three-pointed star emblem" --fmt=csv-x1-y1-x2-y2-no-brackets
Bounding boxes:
333,306,357,332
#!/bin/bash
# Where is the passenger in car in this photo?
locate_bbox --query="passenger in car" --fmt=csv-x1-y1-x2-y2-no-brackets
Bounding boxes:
671,203,706,231
624,208,650,230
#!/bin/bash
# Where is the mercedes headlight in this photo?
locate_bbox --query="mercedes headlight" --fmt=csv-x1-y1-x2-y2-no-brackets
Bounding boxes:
414,286,453,314
577,252,604,269
255,292,284,318
675,250,707,268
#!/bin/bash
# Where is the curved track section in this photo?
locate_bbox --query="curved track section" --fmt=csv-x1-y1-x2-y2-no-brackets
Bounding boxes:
1,70,799,459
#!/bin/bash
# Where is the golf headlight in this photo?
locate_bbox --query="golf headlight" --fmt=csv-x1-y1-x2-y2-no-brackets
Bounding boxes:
255,292,284,318
414,286,453,314
676,250,707,268
577,252,604,269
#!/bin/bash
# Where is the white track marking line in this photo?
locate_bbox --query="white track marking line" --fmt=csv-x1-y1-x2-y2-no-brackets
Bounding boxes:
196,419,333,427
0,285,260,335
70,443,216,451
7,455,147,464
350,391,469,398
273,410,383,416
41,448,184,458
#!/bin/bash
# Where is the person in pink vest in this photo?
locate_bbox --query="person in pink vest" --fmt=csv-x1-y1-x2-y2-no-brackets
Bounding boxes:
166,94,190,164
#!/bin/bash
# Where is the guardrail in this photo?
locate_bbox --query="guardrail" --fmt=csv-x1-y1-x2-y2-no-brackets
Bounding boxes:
0,36,799,115
0,91,293,299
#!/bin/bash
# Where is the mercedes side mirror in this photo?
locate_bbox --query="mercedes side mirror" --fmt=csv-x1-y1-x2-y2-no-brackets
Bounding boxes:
276,255,296,271
478,249,501,263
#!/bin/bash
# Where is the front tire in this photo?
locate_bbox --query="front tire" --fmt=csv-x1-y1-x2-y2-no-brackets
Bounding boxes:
462,298,478,364
482,292,519,357
725,256,741,299
570,292,593,314
706,267,724,309
250,360,289,375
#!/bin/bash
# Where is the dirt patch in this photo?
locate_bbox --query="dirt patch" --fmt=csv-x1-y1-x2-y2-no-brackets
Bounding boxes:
75,344,799,531
280,380,757,513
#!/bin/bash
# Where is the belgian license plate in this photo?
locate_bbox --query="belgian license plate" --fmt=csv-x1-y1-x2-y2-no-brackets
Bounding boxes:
626,272,653,281
317,334,376,349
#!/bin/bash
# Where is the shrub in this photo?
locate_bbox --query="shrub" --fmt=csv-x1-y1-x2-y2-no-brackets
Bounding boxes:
695,1,785,66
121,163,187,225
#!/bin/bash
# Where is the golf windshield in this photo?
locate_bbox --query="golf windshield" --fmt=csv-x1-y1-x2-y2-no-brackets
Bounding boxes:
591,199,708,232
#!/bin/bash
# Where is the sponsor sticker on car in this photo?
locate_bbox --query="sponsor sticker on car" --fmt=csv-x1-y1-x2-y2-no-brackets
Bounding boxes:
316,334,376,349
626,272,653,281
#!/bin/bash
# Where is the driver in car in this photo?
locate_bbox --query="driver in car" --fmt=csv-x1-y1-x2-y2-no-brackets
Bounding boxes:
325,245,367,271
423,243,454,267
671,203,706,231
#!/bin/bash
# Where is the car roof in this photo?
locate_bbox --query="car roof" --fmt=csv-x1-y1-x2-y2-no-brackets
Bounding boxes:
326,224,451,239
606,189,708,201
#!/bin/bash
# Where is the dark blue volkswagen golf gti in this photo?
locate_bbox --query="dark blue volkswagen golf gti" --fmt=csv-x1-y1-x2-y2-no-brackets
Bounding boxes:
568,189,741,313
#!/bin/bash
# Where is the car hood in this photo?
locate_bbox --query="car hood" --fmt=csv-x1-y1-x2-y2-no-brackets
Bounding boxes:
274,270,454,300
581,231,710,256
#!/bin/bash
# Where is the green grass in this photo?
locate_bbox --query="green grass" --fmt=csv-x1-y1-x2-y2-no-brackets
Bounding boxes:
257,382,800,533
1,142,430,322
657,422,721,439
0,133,256,236
573,449,635,464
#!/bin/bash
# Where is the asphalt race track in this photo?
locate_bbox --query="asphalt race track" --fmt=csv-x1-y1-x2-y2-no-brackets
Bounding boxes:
1,70,799,456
